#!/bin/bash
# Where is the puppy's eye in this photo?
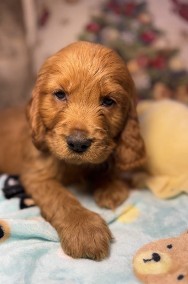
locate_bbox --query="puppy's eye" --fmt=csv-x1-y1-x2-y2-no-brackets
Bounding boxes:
101,97,116,107
54,90,67,101
167,244,173,249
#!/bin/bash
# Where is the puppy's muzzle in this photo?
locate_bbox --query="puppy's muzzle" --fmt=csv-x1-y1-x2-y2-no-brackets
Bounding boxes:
66,130,92,153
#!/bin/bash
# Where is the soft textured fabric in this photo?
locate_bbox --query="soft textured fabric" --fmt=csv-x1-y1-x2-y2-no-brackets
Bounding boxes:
137,99,188,198
0,174,188,284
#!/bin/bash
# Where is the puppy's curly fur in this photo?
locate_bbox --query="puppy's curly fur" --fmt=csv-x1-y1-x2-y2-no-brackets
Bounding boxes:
0,42,145,260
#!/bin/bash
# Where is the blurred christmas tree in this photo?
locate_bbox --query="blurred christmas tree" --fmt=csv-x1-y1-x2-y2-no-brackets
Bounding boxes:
79,0,188,103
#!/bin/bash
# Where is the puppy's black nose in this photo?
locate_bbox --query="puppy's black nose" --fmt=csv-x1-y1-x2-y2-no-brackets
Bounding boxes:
66,131,92,153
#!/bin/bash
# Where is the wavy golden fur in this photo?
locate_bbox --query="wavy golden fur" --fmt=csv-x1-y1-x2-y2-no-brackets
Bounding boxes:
0,41,145,260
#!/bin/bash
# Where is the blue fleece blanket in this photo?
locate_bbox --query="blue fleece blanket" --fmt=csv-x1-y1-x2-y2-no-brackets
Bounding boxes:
0,174,188,284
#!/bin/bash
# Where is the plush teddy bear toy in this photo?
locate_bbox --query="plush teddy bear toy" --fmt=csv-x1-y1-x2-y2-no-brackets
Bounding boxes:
135,99,188,198
133,231,188,283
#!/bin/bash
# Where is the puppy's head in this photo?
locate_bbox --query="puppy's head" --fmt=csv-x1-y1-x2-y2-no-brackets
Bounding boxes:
28,41,145,169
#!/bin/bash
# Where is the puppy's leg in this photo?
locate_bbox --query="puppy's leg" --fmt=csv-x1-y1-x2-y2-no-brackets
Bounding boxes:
21,173,112,260
94,176,129,210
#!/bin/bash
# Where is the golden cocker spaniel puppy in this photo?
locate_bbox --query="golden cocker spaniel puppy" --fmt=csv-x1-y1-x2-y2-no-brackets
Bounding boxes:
0,41,145,260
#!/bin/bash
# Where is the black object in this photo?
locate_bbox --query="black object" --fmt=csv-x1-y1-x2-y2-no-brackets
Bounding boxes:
177,274,184,280
20,195,35,209
2,175,35,209
2,184,25,199
143,252,161,263
152,253,161,262
0,225,4,239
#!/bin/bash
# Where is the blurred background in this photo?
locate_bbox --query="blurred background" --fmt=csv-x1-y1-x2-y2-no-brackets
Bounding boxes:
0,0,187,109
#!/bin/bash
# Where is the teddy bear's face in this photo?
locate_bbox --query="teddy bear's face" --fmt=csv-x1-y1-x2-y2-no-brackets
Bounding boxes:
133,232,188,283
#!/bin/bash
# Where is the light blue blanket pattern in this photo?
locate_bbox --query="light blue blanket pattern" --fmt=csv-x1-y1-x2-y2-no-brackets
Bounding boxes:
0,174,188,284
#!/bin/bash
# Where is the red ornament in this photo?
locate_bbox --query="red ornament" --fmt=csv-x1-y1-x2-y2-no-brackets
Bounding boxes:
124,2,136,16
171,0,188,22
107,1,121,14
86,23,101,33
137,55,150,68
38,7,50,27
149,55,166,69
140,31,157,44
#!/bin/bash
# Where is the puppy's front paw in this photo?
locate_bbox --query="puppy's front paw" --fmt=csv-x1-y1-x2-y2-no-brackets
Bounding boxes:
57,208,112,260
94,180,129,209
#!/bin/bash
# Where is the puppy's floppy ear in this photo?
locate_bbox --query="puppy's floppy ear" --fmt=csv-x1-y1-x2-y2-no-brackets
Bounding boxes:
114,91,146,171
26,85,47,151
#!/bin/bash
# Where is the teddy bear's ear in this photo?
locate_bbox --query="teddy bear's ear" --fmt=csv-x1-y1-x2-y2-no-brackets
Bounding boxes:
180,230,188,237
